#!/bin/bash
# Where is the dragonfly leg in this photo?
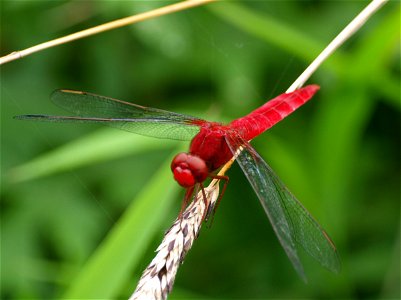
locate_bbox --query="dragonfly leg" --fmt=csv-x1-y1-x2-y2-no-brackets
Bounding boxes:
179,186,194,219
205,175,229,223
199,183,209,222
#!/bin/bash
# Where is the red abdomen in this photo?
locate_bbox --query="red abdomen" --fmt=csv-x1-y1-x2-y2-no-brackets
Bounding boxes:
229,85,319,141
188,85,319,172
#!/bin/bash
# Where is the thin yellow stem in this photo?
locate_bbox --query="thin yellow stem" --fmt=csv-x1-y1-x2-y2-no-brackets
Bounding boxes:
287,0,388,93
216,0,389,187
209,156,235,187
0,0,216,65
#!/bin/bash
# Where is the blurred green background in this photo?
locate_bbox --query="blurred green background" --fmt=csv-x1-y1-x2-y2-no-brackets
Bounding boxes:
1,1,400,299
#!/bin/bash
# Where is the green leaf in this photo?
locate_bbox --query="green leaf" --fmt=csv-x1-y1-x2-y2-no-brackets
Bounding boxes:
311,84,373,235
64,152,181,298
208,1,345,71
350,5,400,109
8,128,178,183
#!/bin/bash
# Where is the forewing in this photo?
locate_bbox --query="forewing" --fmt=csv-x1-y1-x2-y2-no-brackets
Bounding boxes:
225,135,340,279
15,90,204,141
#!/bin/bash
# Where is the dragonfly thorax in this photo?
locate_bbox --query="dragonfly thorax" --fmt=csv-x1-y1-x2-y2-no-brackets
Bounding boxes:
171,152,209,188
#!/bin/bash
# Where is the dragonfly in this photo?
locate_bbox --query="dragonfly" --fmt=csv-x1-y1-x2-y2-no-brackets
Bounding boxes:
15,84,340,280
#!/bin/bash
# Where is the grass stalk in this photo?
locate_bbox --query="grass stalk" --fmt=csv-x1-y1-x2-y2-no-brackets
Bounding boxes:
0,0,216,65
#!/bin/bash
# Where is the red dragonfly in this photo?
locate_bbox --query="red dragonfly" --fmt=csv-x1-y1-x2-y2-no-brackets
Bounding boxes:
15,84,340,280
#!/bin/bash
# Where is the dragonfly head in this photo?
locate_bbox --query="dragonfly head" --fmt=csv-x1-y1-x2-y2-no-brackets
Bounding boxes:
171,152,208,188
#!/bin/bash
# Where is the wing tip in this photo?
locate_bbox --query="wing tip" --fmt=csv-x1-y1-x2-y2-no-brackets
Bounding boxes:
330,252,342,274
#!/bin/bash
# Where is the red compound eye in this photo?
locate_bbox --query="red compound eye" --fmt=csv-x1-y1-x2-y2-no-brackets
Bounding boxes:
171,153,209,187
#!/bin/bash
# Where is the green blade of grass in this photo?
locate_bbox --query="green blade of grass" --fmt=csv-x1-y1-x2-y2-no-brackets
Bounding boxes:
64,151,181,298
8,128,178,183
350,4,400,77
312,84,373,235
208,1,345,72
349,5,400,109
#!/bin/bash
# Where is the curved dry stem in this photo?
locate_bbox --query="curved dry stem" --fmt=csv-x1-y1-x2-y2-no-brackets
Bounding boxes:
287,0,388,93
0,0,216,65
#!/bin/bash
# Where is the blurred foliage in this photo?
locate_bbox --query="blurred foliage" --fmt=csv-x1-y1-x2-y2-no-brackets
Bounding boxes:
1,1,400,299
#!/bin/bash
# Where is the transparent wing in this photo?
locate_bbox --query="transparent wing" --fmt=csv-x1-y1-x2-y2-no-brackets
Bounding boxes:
225,135,340,280
15,89,205,141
